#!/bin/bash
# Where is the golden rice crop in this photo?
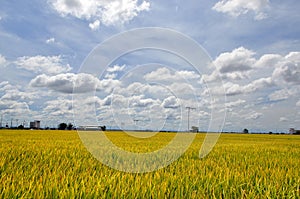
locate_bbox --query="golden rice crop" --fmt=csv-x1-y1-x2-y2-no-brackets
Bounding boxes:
0,130,299,198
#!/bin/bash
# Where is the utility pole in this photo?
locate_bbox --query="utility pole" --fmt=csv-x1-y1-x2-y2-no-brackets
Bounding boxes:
109,120,113,130
186,107,196,132
133,119,140,130
0,114,2,128
11,118,13,128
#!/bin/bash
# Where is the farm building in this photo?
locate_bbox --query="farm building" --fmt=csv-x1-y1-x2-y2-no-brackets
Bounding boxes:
30,120,40,129
191,126,199,133
77,125,106,131
289,128,300,134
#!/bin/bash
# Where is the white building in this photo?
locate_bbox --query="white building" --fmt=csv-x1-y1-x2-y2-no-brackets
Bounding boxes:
30,120,40,129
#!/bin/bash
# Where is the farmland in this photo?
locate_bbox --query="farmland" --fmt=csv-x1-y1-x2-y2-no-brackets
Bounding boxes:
0,130,299,198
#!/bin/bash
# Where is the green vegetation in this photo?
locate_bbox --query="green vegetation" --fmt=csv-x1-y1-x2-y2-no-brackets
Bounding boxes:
0,130,299,198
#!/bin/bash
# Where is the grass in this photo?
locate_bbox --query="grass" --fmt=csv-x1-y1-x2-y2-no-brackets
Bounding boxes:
0,130,299,198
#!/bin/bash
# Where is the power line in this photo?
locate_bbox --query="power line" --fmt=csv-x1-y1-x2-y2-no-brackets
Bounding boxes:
186,107,196,132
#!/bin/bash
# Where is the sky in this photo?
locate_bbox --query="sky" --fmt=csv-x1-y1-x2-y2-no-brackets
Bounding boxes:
0,0,299,133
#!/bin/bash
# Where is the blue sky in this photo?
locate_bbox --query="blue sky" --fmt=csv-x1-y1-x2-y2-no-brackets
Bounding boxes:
0,0,299,132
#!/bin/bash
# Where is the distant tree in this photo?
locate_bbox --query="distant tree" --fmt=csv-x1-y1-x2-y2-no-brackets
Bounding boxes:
58,123,67,130
17,125,24,129
101,125,106,131
67,123,73,130
243,128,249,134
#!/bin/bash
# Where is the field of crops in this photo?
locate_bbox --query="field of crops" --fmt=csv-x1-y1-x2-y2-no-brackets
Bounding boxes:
0,130,299,198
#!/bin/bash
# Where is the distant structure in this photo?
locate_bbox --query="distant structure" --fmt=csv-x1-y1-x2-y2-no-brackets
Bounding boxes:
290,128,295,134
243,129,249,134
77,125,106,131
30,120,40,129
191,126,199,133
186,107,196,132
0,115,2,128
289,128,300,135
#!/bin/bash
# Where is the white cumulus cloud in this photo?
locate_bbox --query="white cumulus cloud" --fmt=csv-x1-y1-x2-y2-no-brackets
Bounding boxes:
15,55,72,75
43,97,73,117
46,37,56,44
129,95,159,108
0,54,7,66
144,67,200,82
214,47,255,74
223,82,243,96
162,96,180,109
226,99,246,108
106,64,126,73
279,117,288,122
212,0,270,20
30,73,121,94
203,47,257,82
50,0,150,27
268,89,291,102
89,20,100,30
203,48,300,98
101,0,150,25
30,73,100,93
0,82,36,119
247,112,263,120
243,77,273,93
272,52,300,86
255,54,283,68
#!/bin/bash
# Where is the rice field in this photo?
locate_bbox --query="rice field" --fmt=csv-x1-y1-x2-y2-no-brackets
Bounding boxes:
0,129,299,198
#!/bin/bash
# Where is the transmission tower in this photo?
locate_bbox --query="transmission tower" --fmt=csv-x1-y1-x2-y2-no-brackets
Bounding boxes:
133,119,140,130
186,107,196,132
